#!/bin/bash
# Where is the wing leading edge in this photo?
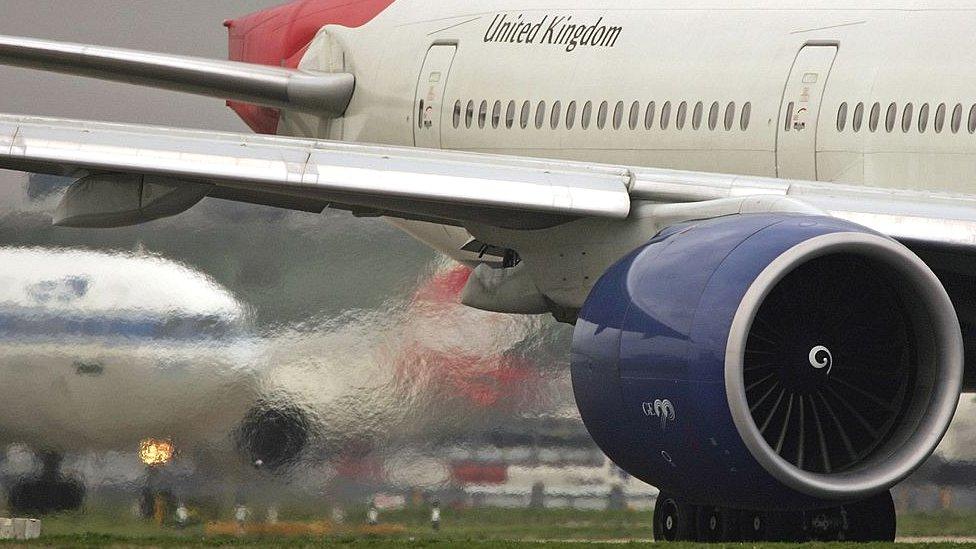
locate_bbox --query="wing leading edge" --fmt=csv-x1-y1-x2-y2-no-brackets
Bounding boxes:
3,113,976,251
0,114,633,229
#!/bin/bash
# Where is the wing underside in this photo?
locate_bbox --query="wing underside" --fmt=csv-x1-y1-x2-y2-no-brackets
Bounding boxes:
3,113,976,256
0,114,634,230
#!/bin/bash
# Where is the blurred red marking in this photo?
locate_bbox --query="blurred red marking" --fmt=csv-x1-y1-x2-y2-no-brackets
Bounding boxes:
225,0,396,133
396,346,536,409
397,265,537,409
335,454,384,479
451,462,508,484
412,266,472,304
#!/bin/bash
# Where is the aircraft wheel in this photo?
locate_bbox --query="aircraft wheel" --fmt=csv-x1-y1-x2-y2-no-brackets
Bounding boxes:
653,492,697,541
770,491,897,542
697,505,736,542
8,477,85,515
764,509,807,541
829,490,897,542
737,509,767,541
653,490,895,542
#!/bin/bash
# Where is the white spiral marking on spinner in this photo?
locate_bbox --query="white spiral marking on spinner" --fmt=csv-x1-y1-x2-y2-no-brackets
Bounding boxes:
809,345,833,374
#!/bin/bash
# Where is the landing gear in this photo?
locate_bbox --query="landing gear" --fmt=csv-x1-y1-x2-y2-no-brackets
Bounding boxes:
803,490,897,542
7,452,85,515
696,505,735,542
652,490,896,542
737,508,766,541
652,494,696,541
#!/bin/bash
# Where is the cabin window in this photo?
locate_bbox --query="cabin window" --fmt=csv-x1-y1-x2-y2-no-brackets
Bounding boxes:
478,100,488,129
692,101,704,130
724,102,736,131
951,103,963,133
535,101,547,129
506,100,517,129
918,103,929,133
629,101,641,130
836,102,848,132
885,102,897,133
902,103,913,133
708,102,720,131
492,101,502,129
852,102,864,132
613,101,625,130
676,101,688,130
465,100,475,129
582,101,593,129
935,103,946,133
551,101,562,129
645,101,657,130
452,100,462,129
661,101,672,130
740,102,752,131
869,102,881,132
520,101,531,129
597,101,609,129
566,101,578,129
968,105,976,134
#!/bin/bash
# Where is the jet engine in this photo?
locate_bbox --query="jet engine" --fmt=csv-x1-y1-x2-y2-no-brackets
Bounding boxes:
571,214,962,510
235,402,310,471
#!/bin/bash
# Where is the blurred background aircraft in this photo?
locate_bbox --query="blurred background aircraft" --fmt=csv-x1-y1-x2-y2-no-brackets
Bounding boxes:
0,169,640,517
0,245,260,514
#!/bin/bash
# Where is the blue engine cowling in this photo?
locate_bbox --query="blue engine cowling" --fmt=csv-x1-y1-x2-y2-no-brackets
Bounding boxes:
571,214,963,510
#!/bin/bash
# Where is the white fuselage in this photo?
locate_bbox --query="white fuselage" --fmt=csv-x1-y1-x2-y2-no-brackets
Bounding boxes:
0,248,259,452
281,1,976,261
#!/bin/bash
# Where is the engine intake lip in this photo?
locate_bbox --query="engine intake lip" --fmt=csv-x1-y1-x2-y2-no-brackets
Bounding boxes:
725,232,962,501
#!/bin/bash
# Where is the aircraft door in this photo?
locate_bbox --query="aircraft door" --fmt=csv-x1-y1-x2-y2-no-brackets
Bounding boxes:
414,45,457,149
777,45,838,180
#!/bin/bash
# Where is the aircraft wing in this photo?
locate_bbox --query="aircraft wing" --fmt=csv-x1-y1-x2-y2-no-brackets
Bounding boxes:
0,35,354,115
0,114,633,229
3,113,976,251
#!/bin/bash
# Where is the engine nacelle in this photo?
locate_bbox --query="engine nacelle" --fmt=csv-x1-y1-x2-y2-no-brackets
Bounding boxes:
236,402,310,471
571,214,962,509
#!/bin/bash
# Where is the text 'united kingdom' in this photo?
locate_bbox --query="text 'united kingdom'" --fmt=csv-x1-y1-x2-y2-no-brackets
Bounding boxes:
483,14,623,52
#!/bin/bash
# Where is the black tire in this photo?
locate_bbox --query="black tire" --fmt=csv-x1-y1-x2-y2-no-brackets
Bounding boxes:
696,505,736,542
796,491,897,542
765,509,807,542
836,490,897,542
737,509,767,541
9,477,85,515
653,493,697,541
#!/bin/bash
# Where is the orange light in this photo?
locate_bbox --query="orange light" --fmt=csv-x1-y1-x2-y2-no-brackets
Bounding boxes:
139,438,175,467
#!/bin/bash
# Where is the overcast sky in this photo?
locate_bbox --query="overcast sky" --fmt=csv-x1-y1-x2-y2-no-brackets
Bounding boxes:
0,0,280,129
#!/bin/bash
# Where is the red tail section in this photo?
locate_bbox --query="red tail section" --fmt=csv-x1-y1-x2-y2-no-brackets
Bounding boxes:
224,0,396,134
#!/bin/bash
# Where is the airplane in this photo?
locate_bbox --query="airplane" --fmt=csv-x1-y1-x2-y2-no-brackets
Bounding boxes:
0,246,271,514
3,0,976,541
0,241,556,515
